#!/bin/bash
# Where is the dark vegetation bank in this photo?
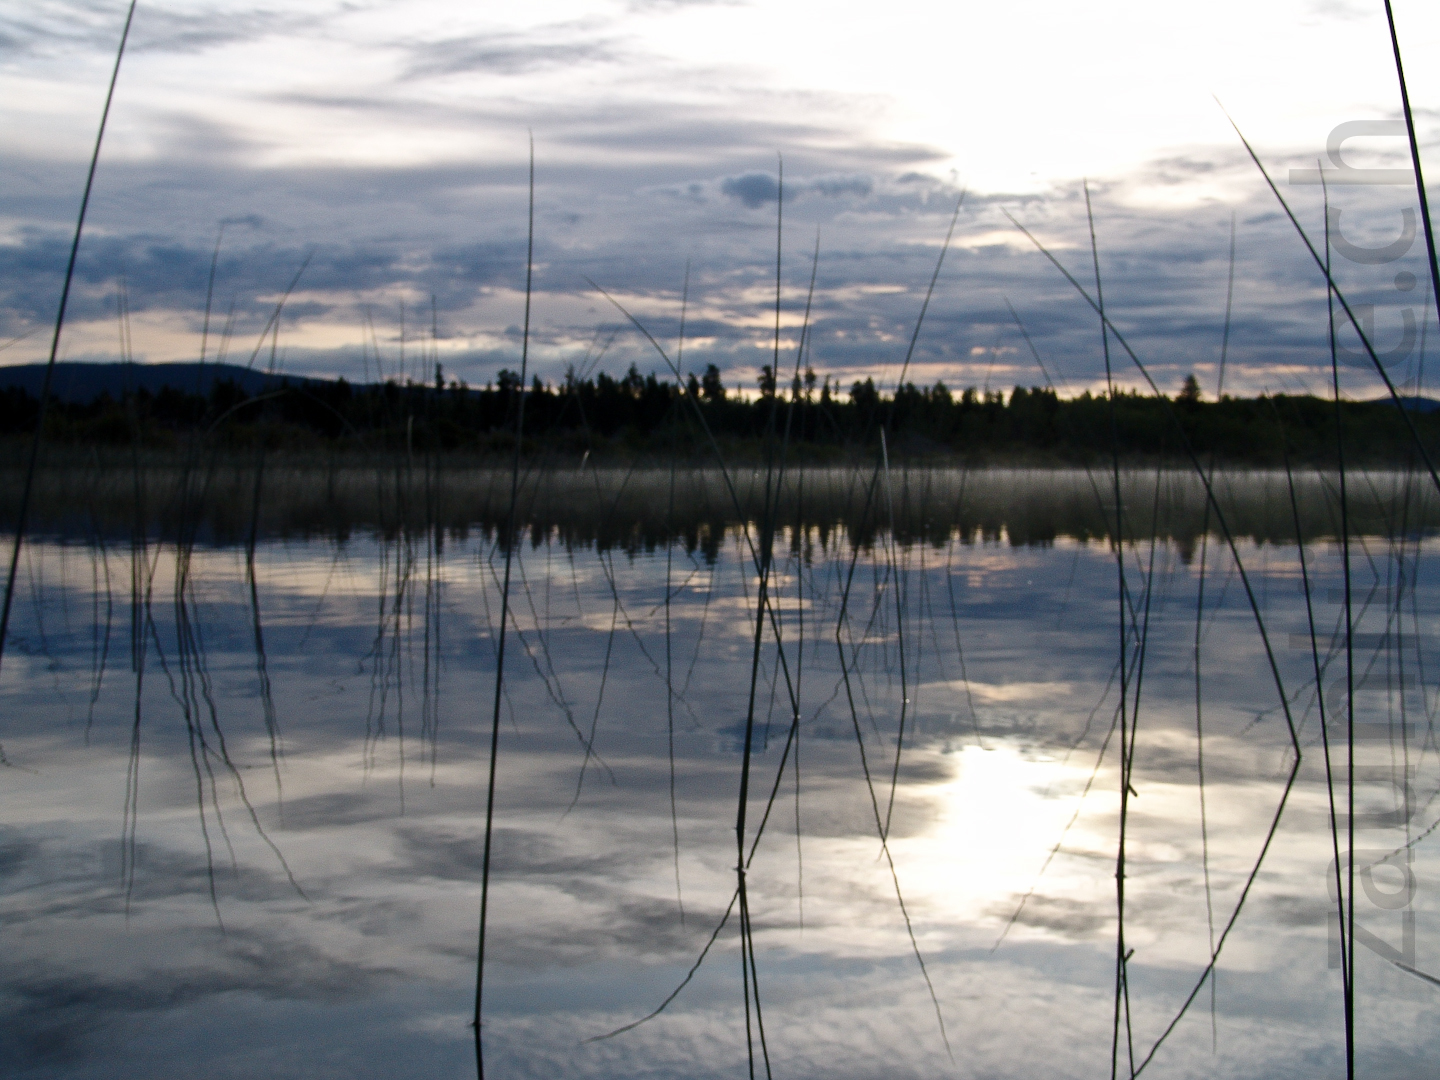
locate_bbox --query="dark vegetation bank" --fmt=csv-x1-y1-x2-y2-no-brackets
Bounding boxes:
1,361,1436,466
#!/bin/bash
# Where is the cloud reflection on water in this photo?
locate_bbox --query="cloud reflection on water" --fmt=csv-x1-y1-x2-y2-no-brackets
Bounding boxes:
1,513,1437,1077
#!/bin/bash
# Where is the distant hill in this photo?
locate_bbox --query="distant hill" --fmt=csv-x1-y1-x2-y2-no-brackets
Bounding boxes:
1382,395,1440,414
0,362,326,403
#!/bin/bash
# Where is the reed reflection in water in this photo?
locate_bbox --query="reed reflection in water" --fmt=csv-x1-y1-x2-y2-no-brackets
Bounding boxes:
1,468,1437,1079
6,459,1438,549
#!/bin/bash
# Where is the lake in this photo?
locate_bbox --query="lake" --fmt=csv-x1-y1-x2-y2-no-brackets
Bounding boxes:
2,466,1436,1079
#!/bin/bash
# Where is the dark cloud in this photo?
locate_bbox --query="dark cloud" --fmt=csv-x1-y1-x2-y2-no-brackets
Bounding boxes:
1142,155,1221,186
0,827,38,877
0,2,315,59
0,930,401,1069
129,6,319,55
809,173,873,198
718,172,874,208
0,224,530,341
383,825,725,964
279,791,398,830
992,892,1109,938
402,35,621,79
721,172,781,208
1265,892,1335,928
393,825,594,881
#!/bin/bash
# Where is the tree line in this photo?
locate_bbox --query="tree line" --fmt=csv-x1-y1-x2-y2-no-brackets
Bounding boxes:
1,363,1434,466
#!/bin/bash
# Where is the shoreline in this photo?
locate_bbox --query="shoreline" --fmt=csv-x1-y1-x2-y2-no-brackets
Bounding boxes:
6,457,1435,547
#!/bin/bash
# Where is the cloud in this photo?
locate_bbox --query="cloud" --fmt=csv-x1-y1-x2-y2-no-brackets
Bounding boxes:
720,172,780,208
0,828,38,879
808,173,874,199
0,930,402,1069
2,71,1428,400
718,172,875,208
988,892,1108,937
129,6,321,55
401,34,621,79
278,791,399,830
0,2,316,59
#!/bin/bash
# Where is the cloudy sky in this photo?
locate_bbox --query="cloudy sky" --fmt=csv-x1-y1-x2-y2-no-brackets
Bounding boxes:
3,0,1440,398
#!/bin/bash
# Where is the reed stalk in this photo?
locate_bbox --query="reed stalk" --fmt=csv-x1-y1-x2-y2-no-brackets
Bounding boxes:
474,136,535,1079
0,1,137,694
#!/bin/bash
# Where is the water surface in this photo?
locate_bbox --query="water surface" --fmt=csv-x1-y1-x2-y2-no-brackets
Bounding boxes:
2,468,1437,1078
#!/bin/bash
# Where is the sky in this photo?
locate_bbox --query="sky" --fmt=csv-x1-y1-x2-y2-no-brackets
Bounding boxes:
3,0,1440,398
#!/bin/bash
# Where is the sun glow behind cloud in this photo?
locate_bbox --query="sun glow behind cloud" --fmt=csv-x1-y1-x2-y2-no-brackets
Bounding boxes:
28,0,1427,187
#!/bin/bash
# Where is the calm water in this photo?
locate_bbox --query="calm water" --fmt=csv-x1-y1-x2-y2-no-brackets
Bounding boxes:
2,475,1437,1078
